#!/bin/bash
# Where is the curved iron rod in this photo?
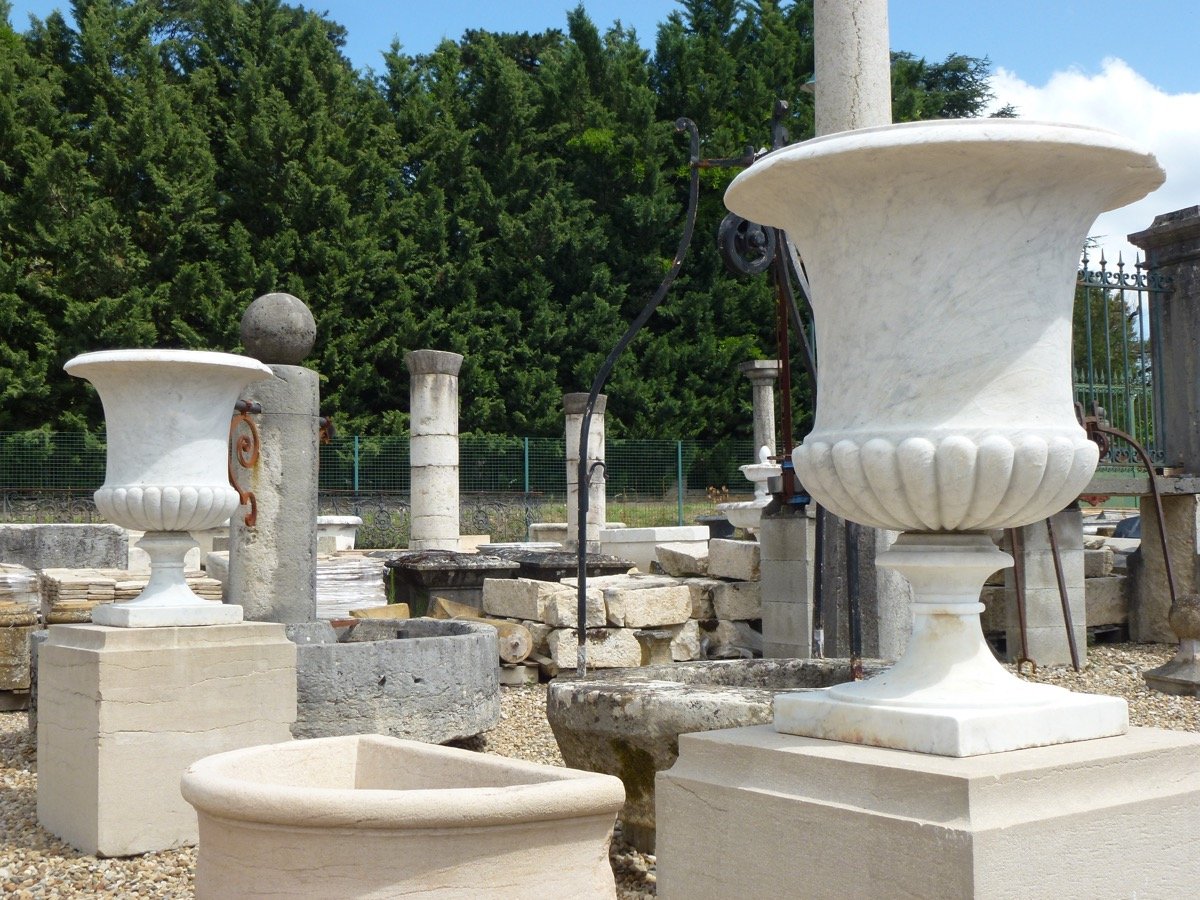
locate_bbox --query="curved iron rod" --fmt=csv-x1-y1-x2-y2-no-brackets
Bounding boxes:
575,118,702,677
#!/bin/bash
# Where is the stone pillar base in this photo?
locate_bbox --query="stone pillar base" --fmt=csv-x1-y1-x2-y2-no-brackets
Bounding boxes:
657,725,1200,899
36,623,297,857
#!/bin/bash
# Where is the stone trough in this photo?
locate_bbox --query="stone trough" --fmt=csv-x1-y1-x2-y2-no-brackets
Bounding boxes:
182,734,626,899
546,657,885,852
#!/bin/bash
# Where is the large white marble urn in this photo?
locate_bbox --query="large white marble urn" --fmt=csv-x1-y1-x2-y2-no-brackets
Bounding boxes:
65,349,273,626
726,120,1164,532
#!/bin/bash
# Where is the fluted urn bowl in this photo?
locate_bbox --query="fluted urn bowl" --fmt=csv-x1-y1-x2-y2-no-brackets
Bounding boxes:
64,349,273,626
725,120,1164,532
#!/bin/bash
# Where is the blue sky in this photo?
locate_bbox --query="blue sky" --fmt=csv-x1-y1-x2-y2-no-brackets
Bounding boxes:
7,1,1199,261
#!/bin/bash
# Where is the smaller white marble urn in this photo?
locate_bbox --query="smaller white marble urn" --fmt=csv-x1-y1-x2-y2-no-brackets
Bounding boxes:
65,349,273,626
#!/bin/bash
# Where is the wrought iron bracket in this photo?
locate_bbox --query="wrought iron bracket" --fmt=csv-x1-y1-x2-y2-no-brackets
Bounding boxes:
229,400,262,527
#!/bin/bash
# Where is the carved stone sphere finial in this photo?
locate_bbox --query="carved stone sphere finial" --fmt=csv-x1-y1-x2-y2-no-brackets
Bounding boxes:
240,292,316,364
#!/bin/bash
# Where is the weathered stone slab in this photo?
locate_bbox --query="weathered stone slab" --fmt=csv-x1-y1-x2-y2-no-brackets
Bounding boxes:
547,628,642,669
522,621,552,657
683,578,723,620
605,586,691,628
1086,575,1128,627
544,588,606,628
0,524,128,570
561,573,681,591
713,581,762,621
482,577,566,621
702,620,764,658
1085,547,1114,579
656,543,709,577
708,539,761,582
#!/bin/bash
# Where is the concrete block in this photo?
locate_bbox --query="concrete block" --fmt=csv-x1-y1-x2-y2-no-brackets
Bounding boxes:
657,726,1200,900
669,620,701,661
293,619,498,743
0,523,128,570
548,628,642,669
708,539,761,582
36,623,296,857
713,581,762,621
656,543,708,577
761,599,810,660
1084,546,1114,579
482,577,565,620
1086,575,1128,627
544,588,606,628
605,585,691,628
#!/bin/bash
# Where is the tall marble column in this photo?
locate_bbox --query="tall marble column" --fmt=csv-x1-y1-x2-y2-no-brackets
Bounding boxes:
406,350,463,551
565,393,606,553
737,360,779,458
229,293,320,626
814,0,892,136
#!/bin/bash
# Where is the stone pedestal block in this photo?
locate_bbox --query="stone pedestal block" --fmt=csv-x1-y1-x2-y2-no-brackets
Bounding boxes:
36,623,296,857
707,538,761,582
657,725,1200,899
229,364,320,623
1129,493,1199,642
1004,507,1086,666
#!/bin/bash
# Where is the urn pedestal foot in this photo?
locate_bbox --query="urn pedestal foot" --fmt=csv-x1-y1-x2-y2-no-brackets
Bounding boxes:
773,532,1126,756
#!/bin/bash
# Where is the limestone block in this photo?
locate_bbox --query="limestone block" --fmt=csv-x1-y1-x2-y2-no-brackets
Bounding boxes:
1085,546,1114,578
544,588,606,628
522,620,552,657
669,620,701,661
36,623,296,857
1129,493,1197,643
656,543,709,577
604,586,691,628
702,620,763,657
0,523,128,571
561,573,681,591
409,433,459,468
548,628,642,669
684,578,722,620
1086,575,1128,627
0,612,37,691
482,577,566,621
708,539,761,582
713,581,762,621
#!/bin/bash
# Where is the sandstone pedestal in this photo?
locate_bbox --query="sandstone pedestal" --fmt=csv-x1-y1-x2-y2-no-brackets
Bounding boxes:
657,724,1200,899
36,623,296,857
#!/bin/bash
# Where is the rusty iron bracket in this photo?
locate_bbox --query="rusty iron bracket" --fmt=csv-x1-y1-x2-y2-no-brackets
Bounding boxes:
1045,513,1083,671
1077,401,1177,610
229,399,262,526
318,415,336,444
1008,526,1036,674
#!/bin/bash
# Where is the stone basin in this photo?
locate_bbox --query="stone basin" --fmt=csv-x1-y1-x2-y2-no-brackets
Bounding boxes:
382,550,518,615
546,657,886,852
182,734,626,899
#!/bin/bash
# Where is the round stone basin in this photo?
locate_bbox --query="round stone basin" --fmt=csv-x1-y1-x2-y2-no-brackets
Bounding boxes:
546,657,886,852
182,734,626,899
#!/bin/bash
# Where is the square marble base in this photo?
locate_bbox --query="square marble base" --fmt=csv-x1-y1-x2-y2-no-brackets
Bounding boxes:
773,686,1128,756
36,623,296,857
656,725,1200,900
91,601,243,628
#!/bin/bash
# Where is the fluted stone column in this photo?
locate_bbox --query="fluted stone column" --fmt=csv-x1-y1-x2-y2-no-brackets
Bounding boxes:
738,360,779,458
565,393,606,553
814,0,892,136
229,293,321,626
406,350,463,551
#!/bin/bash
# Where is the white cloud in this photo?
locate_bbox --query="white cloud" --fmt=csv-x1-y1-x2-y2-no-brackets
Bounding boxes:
987,58,1200,268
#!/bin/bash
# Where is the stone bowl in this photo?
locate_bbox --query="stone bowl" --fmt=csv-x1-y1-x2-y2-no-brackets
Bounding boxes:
546,657,886,852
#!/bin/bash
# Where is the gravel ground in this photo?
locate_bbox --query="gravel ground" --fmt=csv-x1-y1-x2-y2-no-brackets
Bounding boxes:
1,642,1194,898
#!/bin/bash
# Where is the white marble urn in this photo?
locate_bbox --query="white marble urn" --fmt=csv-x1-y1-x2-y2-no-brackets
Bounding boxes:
725,120,1164,756
726,120,1164,533
65,349,273,626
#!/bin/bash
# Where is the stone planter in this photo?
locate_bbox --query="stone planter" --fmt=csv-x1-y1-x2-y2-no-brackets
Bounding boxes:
383,550,518,616
181,734,625,899
725,119,1164,755
64,350,272,627
546,658,885,852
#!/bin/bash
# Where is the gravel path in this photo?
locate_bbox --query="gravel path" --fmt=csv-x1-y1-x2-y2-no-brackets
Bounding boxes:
1,642,1195,898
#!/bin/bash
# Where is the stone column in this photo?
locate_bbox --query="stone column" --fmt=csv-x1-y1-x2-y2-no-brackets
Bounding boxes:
1004,508,1086,667
406,350,463,551
564,393,606,553
814,0,892,136
229,293,321,627
759,499,811,658
820,524,912,660
1128,208,1200,690
737,360,779,458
